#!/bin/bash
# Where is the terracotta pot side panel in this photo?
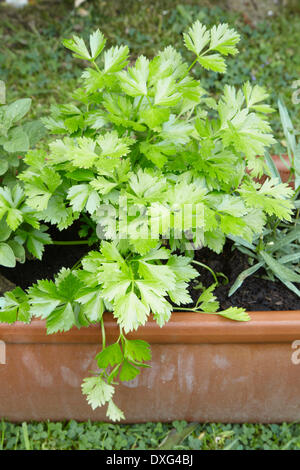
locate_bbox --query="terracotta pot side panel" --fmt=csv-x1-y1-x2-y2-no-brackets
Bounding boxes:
1,342,300,423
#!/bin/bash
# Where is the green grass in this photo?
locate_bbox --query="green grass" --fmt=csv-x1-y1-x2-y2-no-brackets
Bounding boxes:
0,1,300,140
1,420,300,450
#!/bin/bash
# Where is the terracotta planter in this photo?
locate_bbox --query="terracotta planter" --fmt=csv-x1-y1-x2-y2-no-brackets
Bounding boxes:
271,155,292,184
0,312,300,423
0,155,299,423
254,154,293,187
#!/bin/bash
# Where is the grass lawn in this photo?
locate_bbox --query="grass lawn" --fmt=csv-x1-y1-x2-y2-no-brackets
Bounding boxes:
0,0,300,139
1,420,300,450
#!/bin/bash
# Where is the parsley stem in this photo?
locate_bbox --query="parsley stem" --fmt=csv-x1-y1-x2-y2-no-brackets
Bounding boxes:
92,59,102,75
173,307,197,312
135,95,144,116
192,260,218,284
187,58,198,72
71,257,84,270
107,364,120,383
101,316,106,350
82,212,96,230
52,240,90,245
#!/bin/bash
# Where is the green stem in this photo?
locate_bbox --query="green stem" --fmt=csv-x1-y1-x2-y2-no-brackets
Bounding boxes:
135,95,144,116
192,260,218,284
92,59,102,75
82,213,96,230
71,258,83,270
173,306,197,312
187,58,198,73
107,364,121,383
52,240,90,245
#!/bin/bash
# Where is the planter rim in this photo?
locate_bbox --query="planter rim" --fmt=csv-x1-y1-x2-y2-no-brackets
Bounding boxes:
1,311,300,345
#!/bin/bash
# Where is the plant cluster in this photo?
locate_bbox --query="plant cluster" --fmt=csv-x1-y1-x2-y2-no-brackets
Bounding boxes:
0,22,294,420
0,89,48,269
230,99,300,297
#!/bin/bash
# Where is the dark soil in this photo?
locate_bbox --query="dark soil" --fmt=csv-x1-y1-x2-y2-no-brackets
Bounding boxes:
0,225,299,311
189,242,300,311
0,222,91,292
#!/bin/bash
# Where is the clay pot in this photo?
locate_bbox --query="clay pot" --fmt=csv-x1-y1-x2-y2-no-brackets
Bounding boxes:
0,156,299,422
0,312,300,422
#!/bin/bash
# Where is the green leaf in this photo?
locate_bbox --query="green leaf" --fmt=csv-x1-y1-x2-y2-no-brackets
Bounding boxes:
46,302,75,334
229,262,264,297
159,423,198,450
106,400,125,422
0,218,12,242
118,56,149,97
3,127,29,153
183,21,210,56
20,168,62,211
18,226,52,260
154,76,181,107
0,287,30,324
28,279,61,318
8,240,25,264
67,184,100,215
259,251,300,284
89,29,106,60
76,288,104,322
96,343,123,369
119,359,140,381
239,180,293,221
90,176,117,195
198,54,226,73
139,106,170,130
104,45,129,73
63,35,91,60
82,376,114,410
218,307,250,322
0,242,16,267
97,131,133,159
278,97,296,155
243,82,269,109
268,226,300,252
65,169,95,182
196,284,219,313
4,98,31,124
100,241,124,263
114,291,149,333
209,23,240,56
138,261,176,291
39,195,77,230
22,120,46,147
0,159,8,176
136,279,172,325
124,339,151,363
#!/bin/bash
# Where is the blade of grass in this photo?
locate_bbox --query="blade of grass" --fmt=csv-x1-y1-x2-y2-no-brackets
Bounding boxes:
229,262,263,297
22,422,31,451
158,423,198,450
